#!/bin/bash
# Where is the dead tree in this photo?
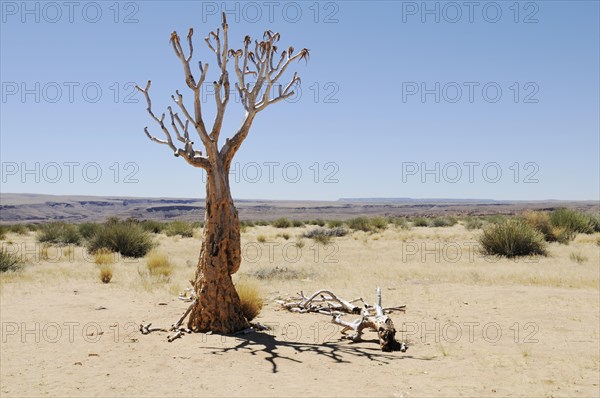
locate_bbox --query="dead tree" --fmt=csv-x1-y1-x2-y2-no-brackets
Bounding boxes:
136,14,309,334
278,288,408,352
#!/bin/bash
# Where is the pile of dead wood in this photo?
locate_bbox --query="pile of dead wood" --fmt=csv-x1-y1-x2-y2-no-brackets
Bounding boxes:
277,287,408,352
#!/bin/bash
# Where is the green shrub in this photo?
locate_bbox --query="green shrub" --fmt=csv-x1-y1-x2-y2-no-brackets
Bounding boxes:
140,220,166,234
370,216,389,230
481,215,507,225
272,218,292,228
303,227,347,241
37,222,81,245
86,222,154,258
165,221,194,237
0,247,22,273
277,233,290,240
292,220,304,227
430,217,458,227
257,235,267,243
549,208,594,234
0,226,7,240
307,219,325,227
25,224,40,231
478,219,547,258
78,222,101,240
347,217,372,232
521,211,573,243
105,216,121,225
327,220,345,228
582,212,600,232
464,217,484,230
191,221,204,229
412,217,430,227
9,224,29,235
390,217,410,229
255,220,269,226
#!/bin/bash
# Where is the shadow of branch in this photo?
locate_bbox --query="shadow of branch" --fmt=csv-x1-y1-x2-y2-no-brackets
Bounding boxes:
201,330,434,373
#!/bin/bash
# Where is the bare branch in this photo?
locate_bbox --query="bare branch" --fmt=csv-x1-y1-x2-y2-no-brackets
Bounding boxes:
135,81,210,170
140,21,308,170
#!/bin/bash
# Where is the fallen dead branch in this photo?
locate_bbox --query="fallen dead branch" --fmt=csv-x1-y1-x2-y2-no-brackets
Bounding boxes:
139,323,167,335
278,287,408,352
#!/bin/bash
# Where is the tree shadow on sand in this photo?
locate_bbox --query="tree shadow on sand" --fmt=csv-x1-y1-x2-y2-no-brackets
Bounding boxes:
201,330,435,373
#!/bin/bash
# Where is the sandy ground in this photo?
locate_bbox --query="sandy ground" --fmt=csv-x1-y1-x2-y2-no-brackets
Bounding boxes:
1,226,599,397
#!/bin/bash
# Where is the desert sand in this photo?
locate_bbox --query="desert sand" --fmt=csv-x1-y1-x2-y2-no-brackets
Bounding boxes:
1,225,599,397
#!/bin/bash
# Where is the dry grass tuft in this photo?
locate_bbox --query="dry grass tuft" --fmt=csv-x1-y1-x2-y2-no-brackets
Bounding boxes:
569,252,587,264
235,280,263,321
94,248,115,265
99,265,113,283
146,251,173,279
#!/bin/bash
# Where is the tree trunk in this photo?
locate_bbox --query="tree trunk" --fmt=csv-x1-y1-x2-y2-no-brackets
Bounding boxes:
187,162,249,333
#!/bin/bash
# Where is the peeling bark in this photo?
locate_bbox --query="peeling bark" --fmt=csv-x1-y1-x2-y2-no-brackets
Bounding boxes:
187,166,249,333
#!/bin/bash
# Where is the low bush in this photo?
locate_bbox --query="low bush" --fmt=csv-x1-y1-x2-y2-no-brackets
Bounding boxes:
271,218,292,228
165,221,194,237
430,217,458,227
370,216,389,230
412,217,430,227
549,208,594,234
292,220,305,227
9,224,29,235
78,222,101,240
464,217,484,230
140,220,166,234
390,217,410,229
479,219,547,258
303,227,347,239
521,211,574,243
0,247,21,273
583,212,600,233
86,222,153,258
327,220,345,228
346,217,372,232
37,222,81,245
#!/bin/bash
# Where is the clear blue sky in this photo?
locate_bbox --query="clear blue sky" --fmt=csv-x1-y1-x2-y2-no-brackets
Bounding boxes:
1,0,598,200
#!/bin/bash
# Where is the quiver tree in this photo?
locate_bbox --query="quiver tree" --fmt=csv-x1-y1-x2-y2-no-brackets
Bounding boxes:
136,13,309,334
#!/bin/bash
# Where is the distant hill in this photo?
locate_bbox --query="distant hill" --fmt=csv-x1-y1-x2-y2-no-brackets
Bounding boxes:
0,193,597,224
338,198,508,203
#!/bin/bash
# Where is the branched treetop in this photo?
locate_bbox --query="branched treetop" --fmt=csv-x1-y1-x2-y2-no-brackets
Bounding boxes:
136,13,309,172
